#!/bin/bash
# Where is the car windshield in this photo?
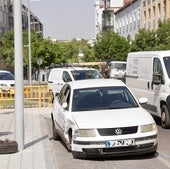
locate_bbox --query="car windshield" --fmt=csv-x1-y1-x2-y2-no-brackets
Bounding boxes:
111,63,126,70
0,72,14,80
72,86,139,111
163,57,170,78
71,70,103,80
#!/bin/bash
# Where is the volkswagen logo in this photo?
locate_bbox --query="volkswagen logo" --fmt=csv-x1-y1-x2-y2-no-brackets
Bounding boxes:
115,128,122,135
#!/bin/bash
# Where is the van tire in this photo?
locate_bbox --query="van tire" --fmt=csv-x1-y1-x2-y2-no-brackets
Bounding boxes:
161,105,170,129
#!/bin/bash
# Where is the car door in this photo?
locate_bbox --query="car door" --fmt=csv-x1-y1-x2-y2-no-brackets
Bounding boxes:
54,84,71,138
151,57,164,113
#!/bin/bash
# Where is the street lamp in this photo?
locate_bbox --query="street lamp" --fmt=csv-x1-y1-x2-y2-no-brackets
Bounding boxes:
28,0,31,85
27,0,40,85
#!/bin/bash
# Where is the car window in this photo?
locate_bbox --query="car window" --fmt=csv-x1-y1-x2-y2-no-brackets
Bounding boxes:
63,71,72,82
72,86,139,111
57,84,70,110
71,70,103,80
0,72,14,80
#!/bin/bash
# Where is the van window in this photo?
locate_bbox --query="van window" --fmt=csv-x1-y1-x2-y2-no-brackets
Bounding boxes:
153,58,164,82
153,58,163,74
163,57,170,78
63,71,72,82
71,70,103,80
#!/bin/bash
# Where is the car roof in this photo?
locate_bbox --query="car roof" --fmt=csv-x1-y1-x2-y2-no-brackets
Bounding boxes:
50,67,97,71
0,70,11,73
68,79,126,90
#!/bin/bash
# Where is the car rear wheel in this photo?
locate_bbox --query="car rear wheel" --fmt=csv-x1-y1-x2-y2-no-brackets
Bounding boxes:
161,105,170,129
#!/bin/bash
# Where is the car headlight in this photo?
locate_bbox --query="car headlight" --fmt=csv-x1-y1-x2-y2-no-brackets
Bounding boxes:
141,123,157,133
74,129,96,137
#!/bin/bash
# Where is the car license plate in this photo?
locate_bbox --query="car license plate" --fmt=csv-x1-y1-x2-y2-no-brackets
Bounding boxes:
105,139,135,148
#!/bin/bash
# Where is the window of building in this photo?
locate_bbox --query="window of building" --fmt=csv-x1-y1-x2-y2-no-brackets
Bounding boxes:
158,3,161,18
148,8,151,20
153,6,155,18
144,11,146,22
163,0,166,16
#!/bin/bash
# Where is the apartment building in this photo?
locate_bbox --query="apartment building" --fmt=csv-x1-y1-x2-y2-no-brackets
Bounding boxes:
0,0,10,40
141,0,170,31
0,0,43,42
0,0,43,70
95,0,104,38
102,0,170,40
102,0,124,32
114,0,141,40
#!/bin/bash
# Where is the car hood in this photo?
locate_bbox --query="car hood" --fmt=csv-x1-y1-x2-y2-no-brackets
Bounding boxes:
72,107,154,129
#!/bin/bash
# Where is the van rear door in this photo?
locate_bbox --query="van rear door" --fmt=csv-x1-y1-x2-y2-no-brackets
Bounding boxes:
48,69,63,94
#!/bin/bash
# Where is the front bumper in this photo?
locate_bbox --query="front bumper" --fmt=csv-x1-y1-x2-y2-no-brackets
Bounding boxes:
72,135,157,158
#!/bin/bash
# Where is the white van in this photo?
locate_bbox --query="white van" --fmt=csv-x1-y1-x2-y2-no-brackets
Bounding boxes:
0,70,15,93
48,66,103,101
126,50,170,128
108,61,126,80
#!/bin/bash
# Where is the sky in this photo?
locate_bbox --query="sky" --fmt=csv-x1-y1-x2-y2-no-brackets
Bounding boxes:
22,0,96,40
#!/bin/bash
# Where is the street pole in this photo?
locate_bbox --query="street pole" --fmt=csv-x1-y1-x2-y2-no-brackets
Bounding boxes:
14,0,24,150
28,0,32,85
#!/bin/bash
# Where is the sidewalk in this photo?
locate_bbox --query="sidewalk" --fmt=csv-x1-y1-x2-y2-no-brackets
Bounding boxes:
0,107,57,169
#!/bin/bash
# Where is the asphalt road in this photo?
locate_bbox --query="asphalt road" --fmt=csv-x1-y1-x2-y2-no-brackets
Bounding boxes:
45,116,170,169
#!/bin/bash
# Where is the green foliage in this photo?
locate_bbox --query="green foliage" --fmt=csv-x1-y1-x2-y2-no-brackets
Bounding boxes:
1,19,170,78
0,31,14,67
130,20,170,52
94,31,130,62
130,29,156,52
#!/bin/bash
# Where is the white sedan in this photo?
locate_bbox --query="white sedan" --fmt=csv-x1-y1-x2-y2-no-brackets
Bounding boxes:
51,79,158,158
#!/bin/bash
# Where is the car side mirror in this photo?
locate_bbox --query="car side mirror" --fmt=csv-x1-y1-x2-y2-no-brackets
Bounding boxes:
139,97,148,104
62,102,68,109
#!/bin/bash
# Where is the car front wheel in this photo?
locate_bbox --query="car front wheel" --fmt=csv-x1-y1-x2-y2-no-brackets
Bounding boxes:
161,105,170,129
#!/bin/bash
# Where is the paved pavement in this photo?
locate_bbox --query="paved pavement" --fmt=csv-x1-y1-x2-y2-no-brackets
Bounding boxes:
0,107,57,169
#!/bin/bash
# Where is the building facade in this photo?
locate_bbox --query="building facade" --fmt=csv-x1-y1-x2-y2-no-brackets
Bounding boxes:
0,0,43,70
0,0,43,42
102,0,170,40
141,0,170,31
102,0,124,32
0,0,11,40
114,0,141,40
95,0,104,38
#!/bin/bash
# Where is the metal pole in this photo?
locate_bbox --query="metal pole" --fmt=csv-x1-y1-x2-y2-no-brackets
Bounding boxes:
14,0,24,150
28,0,32,85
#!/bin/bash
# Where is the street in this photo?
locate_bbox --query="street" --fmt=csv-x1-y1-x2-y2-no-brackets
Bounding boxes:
45,116,170,169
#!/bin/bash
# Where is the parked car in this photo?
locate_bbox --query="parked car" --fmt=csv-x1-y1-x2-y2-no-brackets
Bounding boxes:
108,61,126,81
51,79,158,159
126,50,170,128
48,66,103,101
0,70,15,93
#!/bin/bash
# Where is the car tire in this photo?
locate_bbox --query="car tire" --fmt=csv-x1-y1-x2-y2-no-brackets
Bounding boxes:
146,150,157,157
51,114,60,140
67,131,72,152
161,105,170,129
0,140,18,154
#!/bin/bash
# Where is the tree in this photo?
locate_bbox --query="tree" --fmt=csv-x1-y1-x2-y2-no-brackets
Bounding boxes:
94,31,130,62
0,31,14,68
130,29,156,52
155,19,170,50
